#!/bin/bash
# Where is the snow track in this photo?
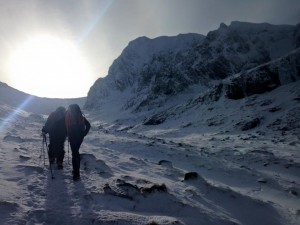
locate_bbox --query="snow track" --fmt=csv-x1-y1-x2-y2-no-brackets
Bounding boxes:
0,108,299,225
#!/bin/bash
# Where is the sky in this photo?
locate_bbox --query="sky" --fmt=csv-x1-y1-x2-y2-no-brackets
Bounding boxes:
0,0,299,98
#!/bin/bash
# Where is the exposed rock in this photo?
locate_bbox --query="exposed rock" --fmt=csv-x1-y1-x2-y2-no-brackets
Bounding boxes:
86,22,299,113
144,113,167,125
242,118,261,131
158,160,173,168
269,107,281,112
225,48,300,100
290,190,298,196
140,184,167,193
258,178,267,183
184,172,198,181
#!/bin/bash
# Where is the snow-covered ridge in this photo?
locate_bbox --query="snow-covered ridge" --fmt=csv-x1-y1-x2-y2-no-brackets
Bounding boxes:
0,82,85,115
85,21,300,115
224,47,300,99
142,48,300,128
85,33,205,109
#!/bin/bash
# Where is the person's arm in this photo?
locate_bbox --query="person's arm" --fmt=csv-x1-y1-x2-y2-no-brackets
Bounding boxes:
42,113,54,134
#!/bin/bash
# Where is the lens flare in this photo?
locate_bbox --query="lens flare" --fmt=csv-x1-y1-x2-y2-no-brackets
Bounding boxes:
0,95,33,131
77,0,114,44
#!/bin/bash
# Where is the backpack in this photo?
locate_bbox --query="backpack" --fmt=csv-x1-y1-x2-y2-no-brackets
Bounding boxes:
43,106,66,137
65,104,85,138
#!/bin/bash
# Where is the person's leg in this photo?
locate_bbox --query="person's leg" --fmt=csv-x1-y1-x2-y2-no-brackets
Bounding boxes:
56,142,65,169
70,139,83,179
48,143,55,164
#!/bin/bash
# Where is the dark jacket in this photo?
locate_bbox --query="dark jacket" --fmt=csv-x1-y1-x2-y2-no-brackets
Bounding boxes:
65,110,91,142
42,111,67,143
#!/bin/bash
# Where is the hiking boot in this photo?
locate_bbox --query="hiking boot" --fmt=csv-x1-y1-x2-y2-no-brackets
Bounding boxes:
72,170,80,181
73,174,80,181
57,162,63,170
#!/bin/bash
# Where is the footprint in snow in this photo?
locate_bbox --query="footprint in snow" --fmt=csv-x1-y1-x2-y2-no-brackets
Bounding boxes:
0,200,22,225
19,155,31,160
16,164,44,174
0,200,20,212
80,153,113,178
3,134,23,143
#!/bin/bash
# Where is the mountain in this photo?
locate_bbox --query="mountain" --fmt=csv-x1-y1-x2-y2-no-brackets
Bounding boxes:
1,80,299,224
1,21,300,225
85,21,300,119
0,82,86,115
141,49,300,134
85,33,205,111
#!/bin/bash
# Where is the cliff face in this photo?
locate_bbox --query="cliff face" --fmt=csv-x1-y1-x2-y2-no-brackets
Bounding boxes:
85,22,300,117
85,33,205,110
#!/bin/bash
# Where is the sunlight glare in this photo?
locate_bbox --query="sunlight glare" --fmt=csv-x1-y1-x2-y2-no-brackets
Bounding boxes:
8,34,93,98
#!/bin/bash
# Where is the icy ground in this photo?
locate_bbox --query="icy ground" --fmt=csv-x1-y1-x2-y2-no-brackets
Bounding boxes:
0,83,300,225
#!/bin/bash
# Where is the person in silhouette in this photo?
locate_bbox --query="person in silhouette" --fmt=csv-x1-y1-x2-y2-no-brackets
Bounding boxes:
42,106,67,169
65,104,91,180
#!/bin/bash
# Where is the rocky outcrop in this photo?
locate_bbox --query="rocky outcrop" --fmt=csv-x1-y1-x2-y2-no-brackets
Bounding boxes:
85,34,205,110
225,48,300,99
85,21,300,118
142,48,300,126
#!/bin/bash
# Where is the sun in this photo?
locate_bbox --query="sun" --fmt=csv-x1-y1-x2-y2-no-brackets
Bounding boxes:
8,34,94,98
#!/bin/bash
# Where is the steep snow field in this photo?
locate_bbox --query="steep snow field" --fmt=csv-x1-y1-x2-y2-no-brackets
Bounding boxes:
0,81,299,225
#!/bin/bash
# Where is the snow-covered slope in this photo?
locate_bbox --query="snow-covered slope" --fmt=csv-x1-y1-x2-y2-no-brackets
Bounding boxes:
0,21,299,225
85,21,300,115
190,21,299,78
85,33,205,110
0,82,86,115
1,80,299,225
140,47,300,125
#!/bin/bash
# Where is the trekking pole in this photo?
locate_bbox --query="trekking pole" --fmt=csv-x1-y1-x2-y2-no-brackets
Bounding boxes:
43,134,55,179
68,141,70,165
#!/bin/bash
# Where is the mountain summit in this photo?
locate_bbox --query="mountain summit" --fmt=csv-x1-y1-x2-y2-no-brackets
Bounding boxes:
85,21,300,118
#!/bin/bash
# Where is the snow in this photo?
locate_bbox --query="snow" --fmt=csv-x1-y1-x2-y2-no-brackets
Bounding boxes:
0,82,85,115
1,21,300,225
85,33,205,110
0,78,299,225
86,21,299,112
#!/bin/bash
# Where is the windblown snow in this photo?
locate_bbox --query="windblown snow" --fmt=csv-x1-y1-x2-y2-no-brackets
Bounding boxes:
0,21,299,225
